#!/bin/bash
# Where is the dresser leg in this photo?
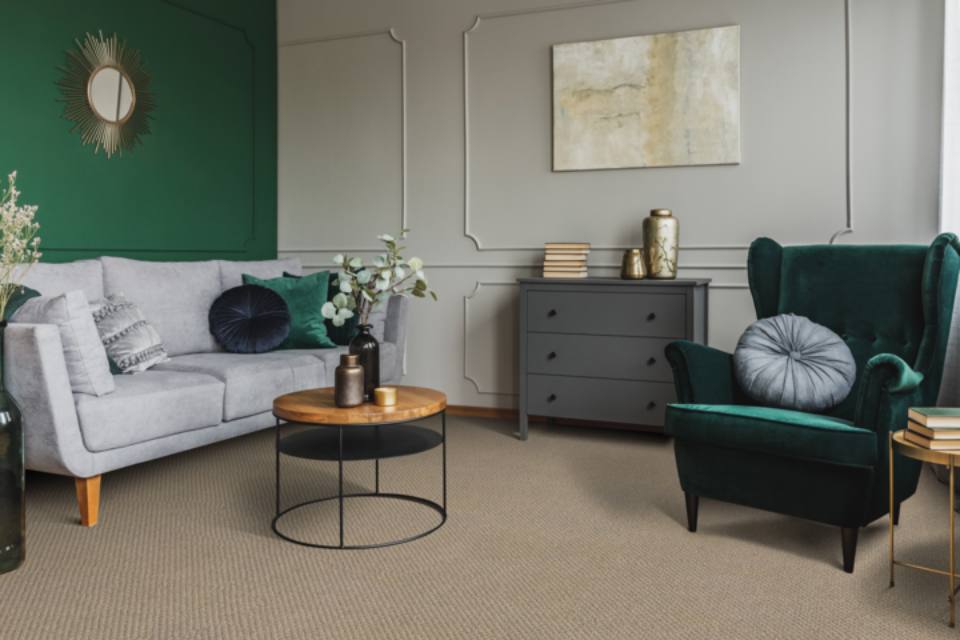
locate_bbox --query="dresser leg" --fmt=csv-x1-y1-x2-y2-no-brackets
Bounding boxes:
517,413,529,441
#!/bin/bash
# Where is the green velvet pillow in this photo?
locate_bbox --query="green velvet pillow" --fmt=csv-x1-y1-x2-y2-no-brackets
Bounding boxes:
283,271,358,346
4,285,40,320
242,272,336,349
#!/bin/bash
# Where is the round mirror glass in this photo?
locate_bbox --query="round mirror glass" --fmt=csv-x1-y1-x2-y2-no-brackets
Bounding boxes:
87,66,135,123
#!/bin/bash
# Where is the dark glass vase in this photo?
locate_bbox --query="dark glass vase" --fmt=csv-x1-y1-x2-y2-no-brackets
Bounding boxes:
0,321,24,574
349,324,380,401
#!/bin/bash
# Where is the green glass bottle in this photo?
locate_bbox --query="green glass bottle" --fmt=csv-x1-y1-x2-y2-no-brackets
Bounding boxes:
0,321,24,574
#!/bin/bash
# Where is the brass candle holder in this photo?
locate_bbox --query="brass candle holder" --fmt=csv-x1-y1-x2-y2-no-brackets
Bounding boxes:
373,386,398,407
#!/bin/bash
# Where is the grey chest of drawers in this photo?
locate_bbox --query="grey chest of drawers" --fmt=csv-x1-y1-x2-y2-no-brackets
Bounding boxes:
517,277,710,439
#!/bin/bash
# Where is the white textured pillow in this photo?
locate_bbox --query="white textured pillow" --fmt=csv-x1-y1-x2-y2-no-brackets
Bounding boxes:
92,294,168,373
12,290,115,396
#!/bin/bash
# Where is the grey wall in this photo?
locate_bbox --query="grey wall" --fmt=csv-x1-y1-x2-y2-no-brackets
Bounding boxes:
277,0,943,408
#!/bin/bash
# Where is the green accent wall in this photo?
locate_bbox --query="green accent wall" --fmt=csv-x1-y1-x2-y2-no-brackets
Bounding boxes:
0,0,277,262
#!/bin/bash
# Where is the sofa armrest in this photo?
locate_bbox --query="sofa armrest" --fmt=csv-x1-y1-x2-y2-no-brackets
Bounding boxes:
5,323,94,477
382,295,409,380
853,353,924,432
665,340,743,404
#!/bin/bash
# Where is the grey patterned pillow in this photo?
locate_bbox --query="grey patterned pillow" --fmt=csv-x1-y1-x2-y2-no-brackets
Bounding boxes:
92,294,169,373
734,314,856,412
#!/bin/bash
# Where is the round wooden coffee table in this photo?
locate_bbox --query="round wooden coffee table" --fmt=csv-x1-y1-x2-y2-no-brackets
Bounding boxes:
272,385,447,549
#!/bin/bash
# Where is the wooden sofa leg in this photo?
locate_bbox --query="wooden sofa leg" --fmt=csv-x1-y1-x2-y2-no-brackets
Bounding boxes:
75,475,101,527
684,492,699,532
841,526,858,573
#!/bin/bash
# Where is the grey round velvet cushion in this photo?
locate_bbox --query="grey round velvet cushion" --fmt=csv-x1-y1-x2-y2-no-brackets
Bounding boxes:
734,314,856,412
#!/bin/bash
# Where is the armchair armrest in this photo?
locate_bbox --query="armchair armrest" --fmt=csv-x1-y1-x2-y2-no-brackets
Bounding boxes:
665,340,743,404
853,353,924,431
4,323,94,478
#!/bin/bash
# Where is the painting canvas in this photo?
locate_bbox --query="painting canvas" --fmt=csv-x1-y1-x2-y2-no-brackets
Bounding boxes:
552,25,741,171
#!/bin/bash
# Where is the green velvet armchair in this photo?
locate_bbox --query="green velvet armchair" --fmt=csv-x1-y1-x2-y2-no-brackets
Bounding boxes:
664,234,960,573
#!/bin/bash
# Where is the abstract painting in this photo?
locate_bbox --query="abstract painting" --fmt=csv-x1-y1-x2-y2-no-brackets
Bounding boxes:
552,25,740,171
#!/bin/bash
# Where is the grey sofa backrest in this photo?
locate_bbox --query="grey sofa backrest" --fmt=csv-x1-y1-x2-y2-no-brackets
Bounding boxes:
217,257,302,290
101,257,222,357
16,256,407,357
19,260,104,302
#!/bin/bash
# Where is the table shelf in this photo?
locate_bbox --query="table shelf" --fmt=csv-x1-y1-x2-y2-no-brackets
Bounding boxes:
279,423,441,461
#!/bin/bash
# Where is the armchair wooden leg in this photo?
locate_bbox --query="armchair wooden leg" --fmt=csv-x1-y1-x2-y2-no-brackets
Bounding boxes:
893,501,901,526
75,475,101,527
841,526,859,573
684,492,699,532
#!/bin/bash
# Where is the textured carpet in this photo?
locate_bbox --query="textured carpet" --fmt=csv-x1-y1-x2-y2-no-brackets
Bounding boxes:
1,416,959,639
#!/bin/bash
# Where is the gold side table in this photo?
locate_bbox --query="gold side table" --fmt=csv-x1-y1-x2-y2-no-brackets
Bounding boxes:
889,430,960,627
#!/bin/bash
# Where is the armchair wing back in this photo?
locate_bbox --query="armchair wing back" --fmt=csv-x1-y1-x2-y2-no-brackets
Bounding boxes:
748,234,960,421
664,233,960,573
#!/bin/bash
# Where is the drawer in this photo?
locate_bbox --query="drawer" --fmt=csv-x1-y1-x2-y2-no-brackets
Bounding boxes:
526,290,686,338
527,334,673,382
526,375,675,426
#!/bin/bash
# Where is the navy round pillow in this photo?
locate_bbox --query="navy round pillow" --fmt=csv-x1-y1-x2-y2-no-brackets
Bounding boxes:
209,285,290,354
734,313,856,412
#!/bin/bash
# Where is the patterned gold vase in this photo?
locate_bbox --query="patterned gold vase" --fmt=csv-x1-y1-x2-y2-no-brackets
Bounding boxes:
643,209,679,279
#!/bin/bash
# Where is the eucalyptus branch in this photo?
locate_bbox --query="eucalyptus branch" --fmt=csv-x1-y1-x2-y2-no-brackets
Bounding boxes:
322,230,437,330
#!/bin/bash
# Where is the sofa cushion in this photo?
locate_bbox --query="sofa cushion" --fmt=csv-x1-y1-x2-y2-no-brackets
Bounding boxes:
154,352,325,421
92,294,169,373
74,371,224,452
286,342,399,383
13,290,116,396
218,258,302,290
665,403,877,467
101,257,221,356
208,285,290,354
18,259,104,302
242,272,335,349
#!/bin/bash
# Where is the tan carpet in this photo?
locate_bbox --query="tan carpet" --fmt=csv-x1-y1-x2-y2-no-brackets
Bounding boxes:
1,416,959,639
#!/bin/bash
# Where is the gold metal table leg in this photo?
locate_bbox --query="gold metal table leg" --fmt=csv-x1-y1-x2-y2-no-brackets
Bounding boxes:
889,432,895,588
950,461,955,628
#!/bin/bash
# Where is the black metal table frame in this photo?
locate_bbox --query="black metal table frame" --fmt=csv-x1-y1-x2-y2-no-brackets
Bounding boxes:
271,409,446,549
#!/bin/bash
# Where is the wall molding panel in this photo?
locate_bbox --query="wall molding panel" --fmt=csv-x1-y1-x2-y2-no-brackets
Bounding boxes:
462,0,854,252
278,28,407,253
279,0,942,407
464,281,521,394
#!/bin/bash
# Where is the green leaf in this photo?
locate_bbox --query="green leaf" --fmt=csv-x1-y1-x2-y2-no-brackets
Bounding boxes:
429,291,438,301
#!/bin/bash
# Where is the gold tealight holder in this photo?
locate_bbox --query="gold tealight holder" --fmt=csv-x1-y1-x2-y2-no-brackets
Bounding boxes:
373,386,398,407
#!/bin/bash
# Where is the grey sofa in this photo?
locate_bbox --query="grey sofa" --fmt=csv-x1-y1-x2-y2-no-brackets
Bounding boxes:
7,256,408,526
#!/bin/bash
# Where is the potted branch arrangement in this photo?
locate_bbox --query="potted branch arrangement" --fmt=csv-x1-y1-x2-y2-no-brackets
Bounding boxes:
0,171,41,574
322,230,436,399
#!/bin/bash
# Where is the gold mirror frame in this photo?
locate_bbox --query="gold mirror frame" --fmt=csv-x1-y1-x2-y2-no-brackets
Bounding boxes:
57,32,154,158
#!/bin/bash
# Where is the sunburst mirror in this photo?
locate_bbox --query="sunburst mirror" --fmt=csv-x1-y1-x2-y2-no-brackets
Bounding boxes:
57,32,154,158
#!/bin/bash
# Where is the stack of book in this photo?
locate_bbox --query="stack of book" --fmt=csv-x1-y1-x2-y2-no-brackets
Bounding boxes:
543,242,590,278
905,407,960,450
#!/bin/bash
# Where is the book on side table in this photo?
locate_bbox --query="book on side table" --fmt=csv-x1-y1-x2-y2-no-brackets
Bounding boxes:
905,407,960,450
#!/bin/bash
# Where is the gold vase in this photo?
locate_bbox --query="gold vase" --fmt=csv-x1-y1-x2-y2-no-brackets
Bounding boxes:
620,249,646,279
643,208,679,279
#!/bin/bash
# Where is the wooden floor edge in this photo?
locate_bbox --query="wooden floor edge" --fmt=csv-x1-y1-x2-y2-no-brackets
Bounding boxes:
445,405,663,434
446,405,517,419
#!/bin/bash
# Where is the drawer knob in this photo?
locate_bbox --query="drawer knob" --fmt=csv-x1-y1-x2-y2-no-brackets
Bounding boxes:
547,351,557,360
647,357,657,366
646,401,657,410
547,309,558,318
547,393,557,403
646,312,657,321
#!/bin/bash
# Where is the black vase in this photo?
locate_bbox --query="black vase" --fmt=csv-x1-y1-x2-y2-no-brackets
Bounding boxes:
0,321,24,574
349,324,380,401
